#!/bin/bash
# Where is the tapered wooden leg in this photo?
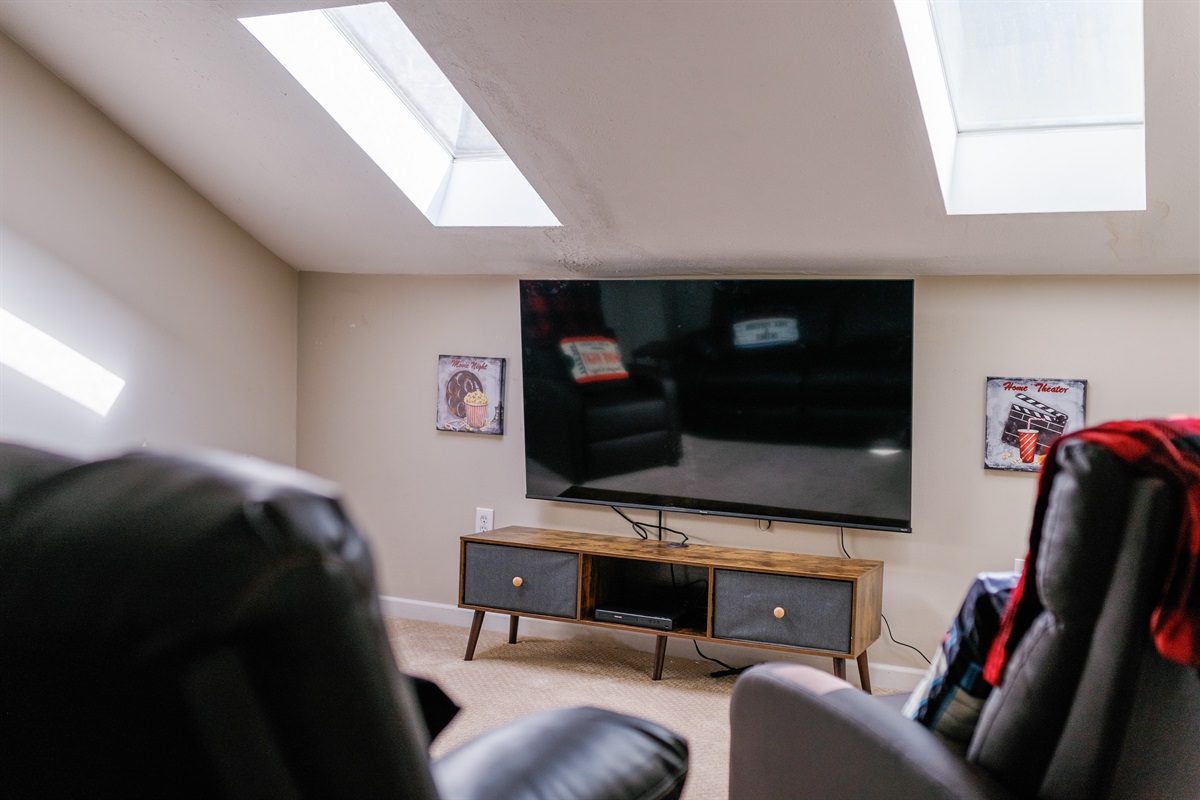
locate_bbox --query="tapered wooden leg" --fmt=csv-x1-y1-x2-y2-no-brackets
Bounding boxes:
652,635,668,681
464,610,485,661
856,652,873,694
832,656,846,681
508,614,520,644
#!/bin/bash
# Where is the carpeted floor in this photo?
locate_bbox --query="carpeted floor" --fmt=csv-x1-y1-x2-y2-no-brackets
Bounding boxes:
386,616,907,799
386,617,736,800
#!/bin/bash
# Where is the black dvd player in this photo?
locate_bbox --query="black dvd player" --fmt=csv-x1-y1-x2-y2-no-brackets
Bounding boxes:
594,605,682,631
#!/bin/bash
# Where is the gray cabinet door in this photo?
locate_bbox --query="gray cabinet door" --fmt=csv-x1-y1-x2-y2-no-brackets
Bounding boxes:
462,543,578,618
712,569,852,653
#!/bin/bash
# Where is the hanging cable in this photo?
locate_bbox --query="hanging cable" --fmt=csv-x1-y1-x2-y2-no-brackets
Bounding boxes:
692,640,745,678
838,526,931,665
882,613,931,665
610,506,688,545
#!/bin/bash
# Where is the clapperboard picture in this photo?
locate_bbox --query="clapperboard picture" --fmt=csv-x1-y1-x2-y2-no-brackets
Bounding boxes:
984,377,1087,472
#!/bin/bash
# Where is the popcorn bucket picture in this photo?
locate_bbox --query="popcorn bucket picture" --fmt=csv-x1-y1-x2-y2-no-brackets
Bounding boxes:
465,397,489,428
437,356,506,436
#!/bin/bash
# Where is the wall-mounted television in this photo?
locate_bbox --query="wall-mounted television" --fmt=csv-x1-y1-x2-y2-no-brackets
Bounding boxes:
519,278,914,532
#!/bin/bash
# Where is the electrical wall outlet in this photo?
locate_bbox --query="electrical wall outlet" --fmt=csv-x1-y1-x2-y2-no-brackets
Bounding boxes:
475,507,494,533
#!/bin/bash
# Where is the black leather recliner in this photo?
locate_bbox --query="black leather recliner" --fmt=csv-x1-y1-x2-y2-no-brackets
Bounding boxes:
0,443,689,800
728,433,1199,799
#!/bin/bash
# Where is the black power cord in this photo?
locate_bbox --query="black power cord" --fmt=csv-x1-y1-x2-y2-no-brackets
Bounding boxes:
838,527,932,666
692,641,745,677
881,613,931,665
610,506,689,546
611,505,650,539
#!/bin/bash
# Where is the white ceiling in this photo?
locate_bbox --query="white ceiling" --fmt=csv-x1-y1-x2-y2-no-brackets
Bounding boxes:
1,0,1196,277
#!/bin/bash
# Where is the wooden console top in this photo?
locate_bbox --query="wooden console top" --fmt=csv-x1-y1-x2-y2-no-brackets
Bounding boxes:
462,526,883,581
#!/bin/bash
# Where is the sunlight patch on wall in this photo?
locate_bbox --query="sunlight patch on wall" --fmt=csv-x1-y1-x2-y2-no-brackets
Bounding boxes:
0,308,125,416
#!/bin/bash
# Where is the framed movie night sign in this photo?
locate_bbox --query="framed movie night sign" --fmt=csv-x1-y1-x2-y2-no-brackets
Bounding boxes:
984,377,1087,472
437,355,506,435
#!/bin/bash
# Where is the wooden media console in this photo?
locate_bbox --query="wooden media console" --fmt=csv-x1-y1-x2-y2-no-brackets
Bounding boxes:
459,526,883,690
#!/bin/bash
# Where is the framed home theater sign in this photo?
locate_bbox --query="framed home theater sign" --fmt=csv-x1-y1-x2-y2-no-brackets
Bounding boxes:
984,376,1087,471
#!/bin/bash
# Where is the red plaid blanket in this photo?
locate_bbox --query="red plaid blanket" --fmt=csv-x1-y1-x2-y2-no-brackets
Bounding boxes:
985,417,1200,685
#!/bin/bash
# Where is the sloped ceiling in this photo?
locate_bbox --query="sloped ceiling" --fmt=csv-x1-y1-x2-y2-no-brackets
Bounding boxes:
0,0,1196,277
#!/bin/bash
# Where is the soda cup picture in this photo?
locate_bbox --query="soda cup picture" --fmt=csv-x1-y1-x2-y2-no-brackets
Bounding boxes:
1018,429,1039,463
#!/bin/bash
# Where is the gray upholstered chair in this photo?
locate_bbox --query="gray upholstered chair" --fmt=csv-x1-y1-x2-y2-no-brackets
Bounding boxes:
729,435,1200,800
0,443,688,800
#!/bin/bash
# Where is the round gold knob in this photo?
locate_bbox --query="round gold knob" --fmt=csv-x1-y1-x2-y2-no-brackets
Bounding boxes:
773,606,785,619
512,576,524,587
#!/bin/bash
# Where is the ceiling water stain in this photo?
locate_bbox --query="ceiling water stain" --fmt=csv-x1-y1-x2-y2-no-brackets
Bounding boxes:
1104,200,1171,260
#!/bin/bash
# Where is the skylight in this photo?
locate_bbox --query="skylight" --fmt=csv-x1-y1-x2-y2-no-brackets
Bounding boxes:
894,0,1145,215
241,3,559,227
325,6,503,159
0,308,125,416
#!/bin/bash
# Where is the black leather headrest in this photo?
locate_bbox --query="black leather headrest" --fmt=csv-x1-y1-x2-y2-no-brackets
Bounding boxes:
2,445,356,664
0,442,84,515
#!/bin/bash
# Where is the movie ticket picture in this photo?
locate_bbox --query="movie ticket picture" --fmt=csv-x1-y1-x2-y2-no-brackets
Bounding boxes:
984,377,1087,472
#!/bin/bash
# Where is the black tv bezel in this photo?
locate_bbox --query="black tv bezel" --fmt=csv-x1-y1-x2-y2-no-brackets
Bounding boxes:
519,277,915,533
530,484,913,533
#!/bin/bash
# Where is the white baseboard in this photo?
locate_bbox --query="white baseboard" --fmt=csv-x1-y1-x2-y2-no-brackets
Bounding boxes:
379,595,925,692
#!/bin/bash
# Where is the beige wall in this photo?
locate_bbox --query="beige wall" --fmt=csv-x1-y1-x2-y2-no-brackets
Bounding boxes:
5,25,1198,682
297,272,1200,674
0,33,297,462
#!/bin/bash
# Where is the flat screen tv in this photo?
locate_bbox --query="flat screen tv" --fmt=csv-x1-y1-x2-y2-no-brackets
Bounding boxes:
519,278,914,532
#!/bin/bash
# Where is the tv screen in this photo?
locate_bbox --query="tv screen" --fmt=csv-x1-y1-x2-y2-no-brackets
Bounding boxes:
519,278,914,532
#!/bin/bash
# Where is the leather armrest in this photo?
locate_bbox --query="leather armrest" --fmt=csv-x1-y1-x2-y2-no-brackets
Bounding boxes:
729,664,1015,800
432,706,687,800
